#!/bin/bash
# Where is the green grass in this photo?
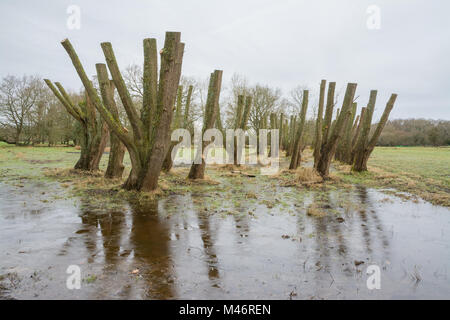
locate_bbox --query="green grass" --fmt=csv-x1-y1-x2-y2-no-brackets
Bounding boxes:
0,146,81,180
369,147,449,184
0,145,133,181
336,146,450,206
1,144,449,207
0,141,16,148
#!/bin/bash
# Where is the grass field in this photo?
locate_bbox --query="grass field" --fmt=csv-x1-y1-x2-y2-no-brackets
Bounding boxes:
0,144,449,206
336,146,449,206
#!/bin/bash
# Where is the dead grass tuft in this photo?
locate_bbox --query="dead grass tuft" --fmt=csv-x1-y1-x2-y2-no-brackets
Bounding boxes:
296,167,323,185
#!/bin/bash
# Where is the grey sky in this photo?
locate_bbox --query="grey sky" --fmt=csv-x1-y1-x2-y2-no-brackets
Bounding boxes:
0,0,449,120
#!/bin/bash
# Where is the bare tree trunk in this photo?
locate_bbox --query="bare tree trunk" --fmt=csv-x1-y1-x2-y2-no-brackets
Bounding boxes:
352,94,397,171
313,80,326,169
188,70,223,179
289,90,309,170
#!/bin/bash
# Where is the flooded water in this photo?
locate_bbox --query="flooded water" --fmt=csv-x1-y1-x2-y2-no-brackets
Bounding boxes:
0,179,449,299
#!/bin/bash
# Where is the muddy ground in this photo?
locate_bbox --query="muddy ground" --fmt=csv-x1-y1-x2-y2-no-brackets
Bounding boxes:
0,158,449,299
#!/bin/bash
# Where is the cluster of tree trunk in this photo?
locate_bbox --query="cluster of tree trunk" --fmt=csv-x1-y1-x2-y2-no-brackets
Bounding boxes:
303,79,397,177
44,81,109,172
46,32,184,191
352,92,397,171
188,70,223,179
44,33,398,191
313,82,357,177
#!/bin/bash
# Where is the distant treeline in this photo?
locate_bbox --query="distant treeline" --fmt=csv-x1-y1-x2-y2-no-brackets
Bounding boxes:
376,119,450,146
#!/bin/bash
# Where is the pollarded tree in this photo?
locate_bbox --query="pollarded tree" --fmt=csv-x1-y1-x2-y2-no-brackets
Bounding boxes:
315,83,357,177
54,32,184,191
45,74,125,177
352,92,397,171
44,80,108,171
188,70,223,179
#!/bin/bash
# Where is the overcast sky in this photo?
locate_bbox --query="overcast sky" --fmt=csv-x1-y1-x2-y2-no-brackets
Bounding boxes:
0,0,449,120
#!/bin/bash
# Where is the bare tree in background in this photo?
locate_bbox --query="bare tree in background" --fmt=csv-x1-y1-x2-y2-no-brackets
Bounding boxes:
248,84,281,134
0,75,43,144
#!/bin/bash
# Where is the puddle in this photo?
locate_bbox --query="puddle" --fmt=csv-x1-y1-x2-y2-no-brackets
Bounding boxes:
0,180,449,299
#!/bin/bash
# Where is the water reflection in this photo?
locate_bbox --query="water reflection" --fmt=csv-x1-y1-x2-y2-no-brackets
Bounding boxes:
195,204,221,283
128,199,175,299
61,186,447,299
